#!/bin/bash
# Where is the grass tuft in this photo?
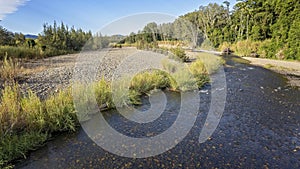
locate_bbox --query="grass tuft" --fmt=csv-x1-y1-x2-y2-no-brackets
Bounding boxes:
0,53,21,81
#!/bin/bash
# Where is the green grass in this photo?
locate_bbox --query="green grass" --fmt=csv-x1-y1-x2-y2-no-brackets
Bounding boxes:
0,83,77,168
0,46,75,60
0,46,41,60
194,52,225,74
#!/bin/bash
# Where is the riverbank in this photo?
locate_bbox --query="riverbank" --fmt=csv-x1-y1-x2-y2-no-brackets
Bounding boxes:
0,48,220,168
243,57,300,88
16,54,300,169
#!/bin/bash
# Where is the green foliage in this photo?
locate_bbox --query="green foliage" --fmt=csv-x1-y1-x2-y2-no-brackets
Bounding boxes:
0,132,48,168
0,84,77,167
21,91,45,131
0,46,40,59
284,17,300,60
230,40,260,57
179,0,300,60
200,39,215,50
189,60,209,87
39,21,92,52
169,47,189,62
194,52,224,74
130,71,171,94
0,83,22,135
94,78,113,108
161,58,177,73
0,26,14,46
170,68,198,91
44,88,76,132
0,45,72,60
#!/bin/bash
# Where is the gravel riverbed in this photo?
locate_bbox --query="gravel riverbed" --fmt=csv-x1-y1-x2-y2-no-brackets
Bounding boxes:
10,47,167,99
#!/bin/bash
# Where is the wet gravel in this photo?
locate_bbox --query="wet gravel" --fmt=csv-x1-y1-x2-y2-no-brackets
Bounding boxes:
15,54,300,168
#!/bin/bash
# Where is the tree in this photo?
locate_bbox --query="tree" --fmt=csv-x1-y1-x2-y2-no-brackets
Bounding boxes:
0,26,14,45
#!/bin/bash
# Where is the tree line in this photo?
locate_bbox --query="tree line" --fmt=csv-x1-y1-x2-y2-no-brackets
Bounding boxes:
182,0,299,60
0,21,95,59
38,21,92,51
121,0,299,60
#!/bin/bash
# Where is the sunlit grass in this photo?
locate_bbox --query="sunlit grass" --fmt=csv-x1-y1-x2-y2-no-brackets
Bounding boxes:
194,52,225,74
0,54,21,81
0,84,77,168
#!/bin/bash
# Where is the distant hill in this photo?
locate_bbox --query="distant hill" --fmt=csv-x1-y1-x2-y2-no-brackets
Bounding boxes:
25,34,38,39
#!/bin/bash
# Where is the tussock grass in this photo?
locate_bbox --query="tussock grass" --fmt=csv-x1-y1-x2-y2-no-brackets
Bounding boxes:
161,57,211,91
0,46,74,60
130,71,170,93
161,58,177,73
0,46,41,60
169,47,189,62
0,54,21,81
194,52,225,74
189,60,210,87
0,84,77,168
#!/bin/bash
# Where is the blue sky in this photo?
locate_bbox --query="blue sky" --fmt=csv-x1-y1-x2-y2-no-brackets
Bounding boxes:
0,0,236,35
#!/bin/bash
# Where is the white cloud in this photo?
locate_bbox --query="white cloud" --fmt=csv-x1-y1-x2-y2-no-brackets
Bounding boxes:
0,0,29,20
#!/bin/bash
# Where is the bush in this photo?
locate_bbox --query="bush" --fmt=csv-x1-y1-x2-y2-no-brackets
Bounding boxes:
230,40,260,57
219,42,232,52
195,52,224,74
170,68,198,91
189,60,209,87
170,47,189,62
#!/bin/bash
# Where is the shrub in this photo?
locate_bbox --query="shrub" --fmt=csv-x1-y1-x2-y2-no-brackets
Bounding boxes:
94,78,114,108
232,40,253,56
170,47,189,62
0,132,48,168
189,60,209,87
195,52,224,74
130,70,170,94
0,46,76,60
219,41,232,52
